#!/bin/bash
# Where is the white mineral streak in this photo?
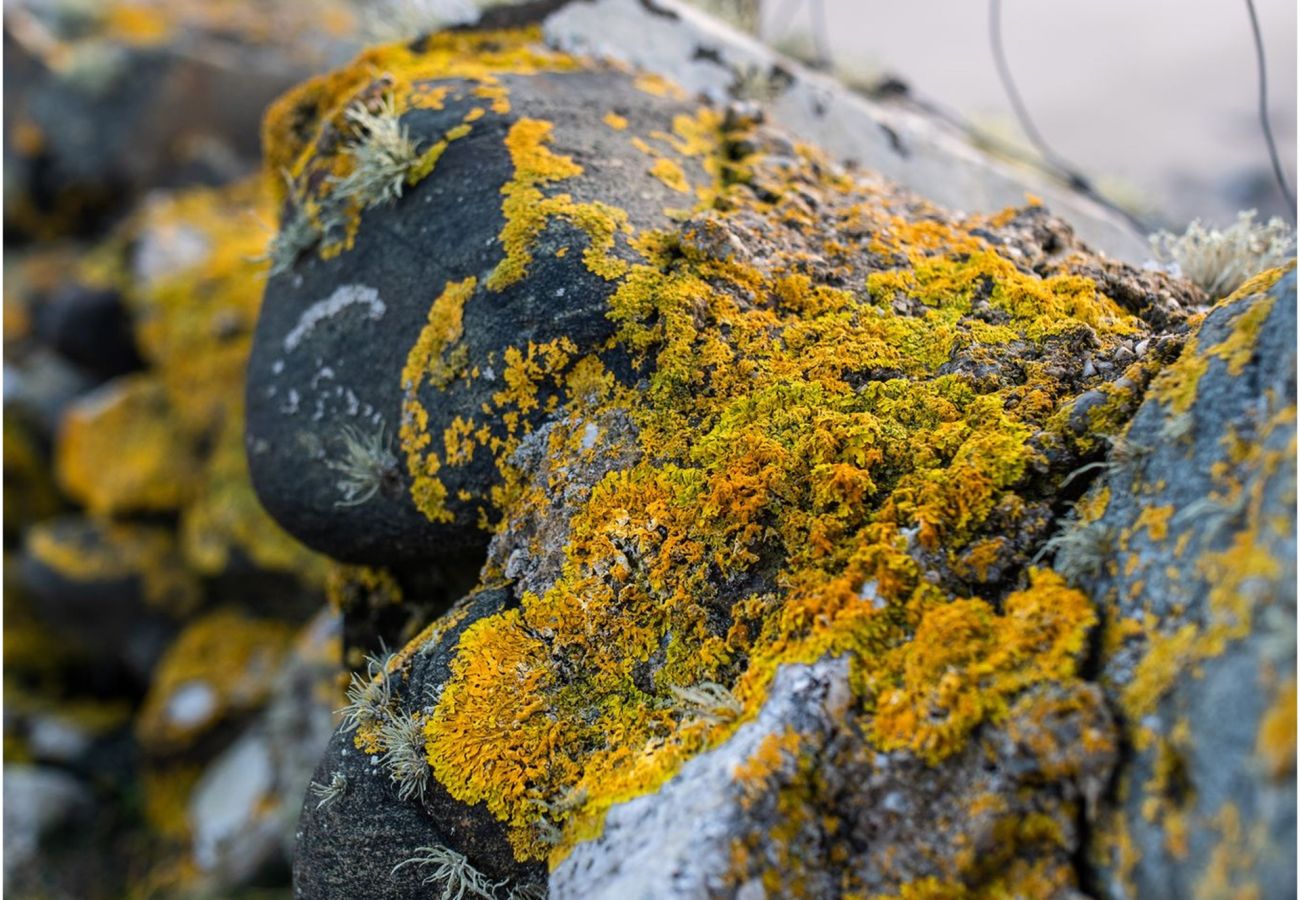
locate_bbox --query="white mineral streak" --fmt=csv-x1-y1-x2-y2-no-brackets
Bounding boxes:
283,284,386,353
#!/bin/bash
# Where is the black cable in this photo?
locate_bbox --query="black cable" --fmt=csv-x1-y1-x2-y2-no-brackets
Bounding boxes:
989,0,1090,191
1242,0,1296,218
808,0,832,70
986,0,1153,233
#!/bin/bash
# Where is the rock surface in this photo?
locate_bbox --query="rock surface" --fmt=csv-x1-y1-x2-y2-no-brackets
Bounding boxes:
1061,269,1298,899
3,3,1293,898
254,24,1281,900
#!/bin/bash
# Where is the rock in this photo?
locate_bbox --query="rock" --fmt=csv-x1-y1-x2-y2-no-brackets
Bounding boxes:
263,610,345,849
3,410,63,540
189,731,280,882
3,0,358,239
3,346,98,439
295,587,548,899
138,611,341,894
55,374,200,516
539,0,1151,263
1053,268,1297,898
554,660,1114,897
31,281,143,379
136,609,294,755
20,516,198,677
276,28,1213,898
3,764,94,881
246,33,717,564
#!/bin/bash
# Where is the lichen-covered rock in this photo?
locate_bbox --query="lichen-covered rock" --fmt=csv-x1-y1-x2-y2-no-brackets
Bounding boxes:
295,587,548,899
1055,268,1297,899
136,609,294,754
4,164,346,893
246,30,721,563
267,28,1230,899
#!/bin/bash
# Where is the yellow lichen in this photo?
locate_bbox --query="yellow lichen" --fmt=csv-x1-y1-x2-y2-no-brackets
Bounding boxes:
55,375,199,516
649,157,690,194
1256,677,1296,779
400,276,477,523
486,118,629,291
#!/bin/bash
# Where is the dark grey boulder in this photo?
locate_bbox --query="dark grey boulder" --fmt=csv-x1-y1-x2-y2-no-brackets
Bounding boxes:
246,69,709,564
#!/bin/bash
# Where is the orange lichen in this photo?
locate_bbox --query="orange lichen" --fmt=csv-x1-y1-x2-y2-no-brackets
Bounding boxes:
869,571,1096,763
399,276,476,523
649,157,690,194
419,164,1146,864
1256,677,1297,779
253,50,1192,883
1148,262,1292,417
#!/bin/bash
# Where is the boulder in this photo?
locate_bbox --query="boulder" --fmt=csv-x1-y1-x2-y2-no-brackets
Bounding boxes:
271,27,1228,898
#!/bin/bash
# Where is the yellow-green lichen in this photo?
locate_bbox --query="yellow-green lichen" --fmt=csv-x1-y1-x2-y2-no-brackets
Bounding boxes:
414,137,1150,865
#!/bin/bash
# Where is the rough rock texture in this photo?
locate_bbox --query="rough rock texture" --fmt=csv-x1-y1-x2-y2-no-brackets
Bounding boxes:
1062,269,1297,899
250,25,1275,900
3,765,94,881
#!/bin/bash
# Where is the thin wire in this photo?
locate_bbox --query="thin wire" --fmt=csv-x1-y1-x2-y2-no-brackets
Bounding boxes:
986,0,1152,233
808,0,832,70
989,0,1088,190
1242,0,1296,218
